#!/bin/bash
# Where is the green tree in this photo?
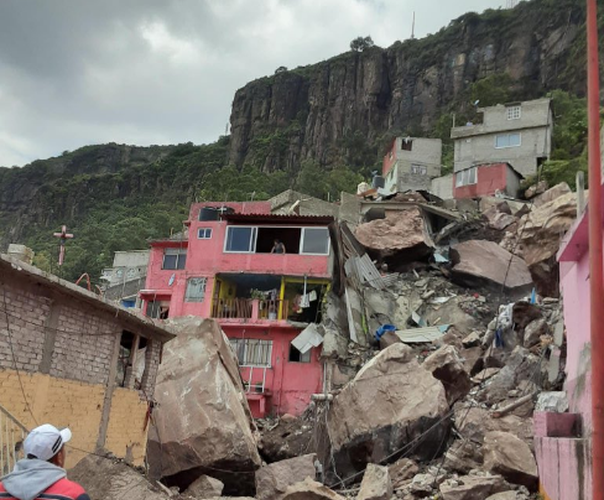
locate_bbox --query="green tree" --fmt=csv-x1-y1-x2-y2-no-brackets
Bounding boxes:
294,160,328,198
350,36,374,52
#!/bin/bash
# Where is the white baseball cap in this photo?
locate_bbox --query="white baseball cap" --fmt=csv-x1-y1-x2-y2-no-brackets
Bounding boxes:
23,424,72,461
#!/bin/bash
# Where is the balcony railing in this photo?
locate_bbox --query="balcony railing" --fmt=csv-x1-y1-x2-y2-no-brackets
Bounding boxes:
0,404,28,476
212,298,289,321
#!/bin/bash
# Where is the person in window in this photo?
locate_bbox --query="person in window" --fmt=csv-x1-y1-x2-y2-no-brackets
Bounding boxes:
271,239,286,254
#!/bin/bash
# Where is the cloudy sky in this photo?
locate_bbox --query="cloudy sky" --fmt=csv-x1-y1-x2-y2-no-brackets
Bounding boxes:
0,0,509,168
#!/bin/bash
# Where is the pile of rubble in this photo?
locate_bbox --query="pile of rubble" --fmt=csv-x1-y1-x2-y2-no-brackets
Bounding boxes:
71,184,575,500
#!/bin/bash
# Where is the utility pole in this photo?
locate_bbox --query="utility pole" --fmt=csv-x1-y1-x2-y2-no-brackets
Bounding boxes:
586,0,604,498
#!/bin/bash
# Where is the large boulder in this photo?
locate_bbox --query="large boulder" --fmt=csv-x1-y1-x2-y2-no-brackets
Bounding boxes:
388,458,419,489
483,431,538,490
532,182,571,208
147,318,261,495
423,345,472,404
282,478,345,500
255,454,317,500
439,474,508,500
450,240,533,291
355,208,435,265
357,464,393,500
326,344,449,477
454,403,533,445
184,475,224,499
259,416,315,463
69,455,167,500
513,189,576,297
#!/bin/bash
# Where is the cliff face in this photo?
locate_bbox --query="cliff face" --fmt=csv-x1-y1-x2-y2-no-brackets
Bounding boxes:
228,0,587,171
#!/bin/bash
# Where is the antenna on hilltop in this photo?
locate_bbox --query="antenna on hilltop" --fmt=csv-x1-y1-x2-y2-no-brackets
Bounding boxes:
411,11,416,39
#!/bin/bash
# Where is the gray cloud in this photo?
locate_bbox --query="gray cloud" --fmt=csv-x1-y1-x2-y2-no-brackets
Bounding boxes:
0,0,506,167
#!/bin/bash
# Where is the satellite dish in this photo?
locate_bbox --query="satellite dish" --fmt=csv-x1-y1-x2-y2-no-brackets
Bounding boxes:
168,273,175,287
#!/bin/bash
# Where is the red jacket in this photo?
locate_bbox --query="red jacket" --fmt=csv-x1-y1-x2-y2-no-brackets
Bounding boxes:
0,477,90,500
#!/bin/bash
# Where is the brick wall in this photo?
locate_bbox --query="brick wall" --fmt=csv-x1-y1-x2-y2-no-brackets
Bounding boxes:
0,266,170,466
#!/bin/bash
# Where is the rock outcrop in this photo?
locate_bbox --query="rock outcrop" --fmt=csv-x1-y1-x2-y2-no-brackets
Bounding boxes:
147,318,261,495
423,345,472,404
227,3,586,172
325,344,449,477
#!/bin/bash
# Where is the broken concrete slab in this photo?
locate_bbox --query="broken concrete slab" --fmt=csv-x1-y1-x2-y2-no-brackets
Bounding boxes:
450,240,533,291
281,477,345,500
69,455,167,500
147,318,261,495
483,431,538,490
480,197,529,216
326,344,449,477
255,454,316,500
439,474,508,500
422,296,479,335
357,464,393,500
184,475,224,499
423,345,472,404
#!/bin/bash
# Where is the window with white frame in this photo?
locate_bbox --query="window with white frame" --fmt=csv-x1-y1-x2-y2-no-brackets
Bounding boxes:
301,227,330,255
495,132,521,149
506,105,521,120
198,228,212,239
185,277,207,302
411,164,428,175
455,167,477,187
162,248,187,270
230,338,273,367
225,227,257,252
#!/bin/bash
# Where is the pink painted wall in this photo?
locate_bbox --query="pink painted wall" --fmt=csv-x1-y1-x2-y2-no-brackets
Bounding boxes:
141,200,329,417
534,210,594,500
223,324,323,418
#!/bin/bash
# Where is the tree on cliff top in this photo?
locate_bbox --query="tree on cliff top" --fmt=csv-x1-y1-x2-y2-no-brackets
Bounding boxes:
350,36,374,52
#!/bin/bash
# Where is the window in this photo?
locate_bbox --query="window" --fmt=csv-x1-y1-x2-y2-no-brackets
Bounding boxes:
301,227,330,255
506,105,521,120
401,139,413,151
289,344,311,363
162,248,187,270
185,277,207,302
198,228,212,239
230,339,273,367
455,167,477,187
225,227,257,253
411,164,428,175
495,132,521,149
146,300,170,319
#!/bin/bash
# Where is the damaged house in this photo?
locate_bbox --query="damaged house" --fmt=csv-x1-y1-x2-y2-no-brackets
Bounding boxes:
0,253,175,471
141,200,333,418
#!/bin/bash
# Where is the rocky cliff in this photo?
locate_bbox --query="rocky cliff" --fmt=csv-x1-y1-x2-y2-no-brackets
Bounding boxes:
228,0,588,172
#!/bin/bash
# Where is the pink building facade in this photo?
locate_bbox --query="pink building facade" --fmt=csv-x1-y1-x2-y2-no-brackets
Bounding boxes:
140,201,333,418
534,207,593,500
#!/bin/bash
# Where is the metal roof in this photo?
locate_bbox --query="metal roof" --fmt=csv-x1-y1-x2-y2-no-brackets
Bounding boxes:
223,213,334,225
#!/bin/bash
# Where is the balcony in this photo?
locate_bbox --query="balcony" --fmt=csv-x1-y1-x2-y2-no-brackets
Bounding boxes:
211,273,327,324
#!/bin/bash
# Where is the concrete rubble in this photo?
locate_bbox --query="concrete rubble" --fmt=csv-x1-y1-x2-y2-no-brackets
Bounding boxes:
65,187,574,500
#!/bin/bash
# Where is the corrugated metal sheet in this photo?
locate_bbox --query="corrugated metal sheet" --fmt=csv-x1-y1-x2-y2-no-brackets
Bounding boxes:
291,323,324,354
395,325,450,343
345,254,387,290
223,213,334,224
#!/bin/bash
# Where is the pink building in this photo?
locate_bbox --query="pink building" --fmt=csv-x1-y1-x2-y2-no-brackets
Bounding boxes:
534,203,593,499
140,201,333,418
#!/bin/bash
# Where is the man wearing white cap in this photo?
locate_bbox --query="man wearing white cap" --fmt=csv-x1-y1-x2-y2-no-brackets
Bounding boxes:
0,424,89,500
